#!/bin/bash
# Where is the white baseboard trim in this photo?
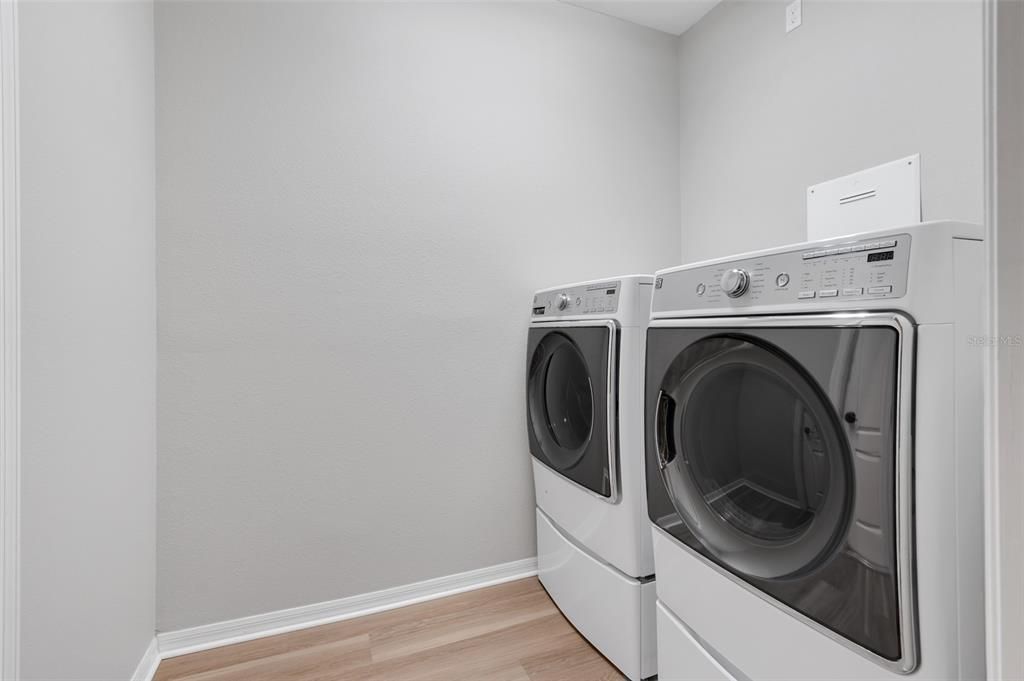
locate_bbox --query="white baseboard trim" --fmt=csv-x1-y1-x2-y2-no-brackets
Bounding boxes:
132,637,160,681
156,557,538,660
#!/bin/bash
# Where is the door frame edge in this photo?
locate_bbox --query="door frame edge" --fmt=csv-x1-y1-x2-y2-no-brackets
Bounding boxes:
0,0,21,677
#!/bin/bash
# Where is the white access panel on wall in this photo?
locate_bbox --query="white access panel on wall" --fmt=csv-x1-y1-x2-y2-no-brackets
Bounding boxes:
807,154,921,240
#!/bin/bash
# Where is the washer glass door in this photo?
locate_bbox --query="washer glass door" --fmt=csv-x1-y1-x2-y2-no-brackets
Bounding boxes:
535,333,594,467
655,335,850,579
645,323,905,665
527,323,615,498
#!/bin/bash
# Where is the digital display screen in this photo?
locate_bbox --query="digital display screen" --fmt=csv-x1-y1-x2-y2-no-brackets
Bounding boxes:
606,289,616,295
867,250,894,262
532,306,545,315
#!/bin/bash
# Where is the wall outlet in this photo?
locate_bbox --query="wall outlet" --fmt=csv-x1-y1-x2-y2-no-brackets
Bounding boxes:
786,0,802,33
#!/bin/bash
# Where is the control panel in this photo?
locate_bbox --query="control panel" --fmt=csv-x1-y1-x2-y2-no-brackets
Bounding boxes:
533,281,620,317
660,234,911,308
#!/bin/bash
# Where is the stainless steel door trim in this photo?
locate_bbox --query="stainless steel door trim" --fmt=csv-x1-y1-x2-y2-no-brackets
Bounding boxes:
647,311,917,331
529,320,621,505
648,311,918,674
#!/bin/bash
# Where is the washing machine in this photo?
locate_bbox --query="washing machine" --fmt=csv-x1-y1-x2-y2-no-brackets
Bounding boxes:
643,221,985,680
527,275,657,681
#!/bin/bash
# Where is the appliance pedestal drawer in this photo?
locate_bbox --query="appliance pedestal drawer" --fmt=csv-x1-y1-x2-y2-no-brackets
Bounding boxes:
536,508,656,681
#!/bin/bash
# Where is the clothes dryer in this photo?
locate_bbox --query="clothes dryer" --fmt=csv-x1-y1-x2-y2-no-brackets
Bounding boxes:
645,222,985,680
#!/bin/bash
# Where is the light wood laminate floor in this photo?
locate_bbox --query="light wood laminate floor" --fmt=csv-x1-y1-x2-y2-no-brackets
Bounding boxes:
154,577,625,681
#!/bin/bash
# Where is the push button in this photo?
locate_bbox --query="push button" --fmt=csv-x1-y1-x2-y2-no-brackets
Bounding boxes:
868,285,893,294
798,291,816,299
842,287,863,296
880,239,897,248
819,289,839,298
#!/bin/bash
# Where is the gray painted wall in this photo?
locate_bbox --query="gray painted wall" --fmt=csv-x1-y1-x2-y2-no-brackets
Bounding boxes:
155,1,680,631
19,1,157,678
677,0,984,262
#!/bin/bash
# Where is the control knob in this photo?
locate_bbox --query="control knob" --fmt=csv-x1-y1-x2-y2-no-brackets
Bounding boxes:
556,293,570,310
720,268,751,298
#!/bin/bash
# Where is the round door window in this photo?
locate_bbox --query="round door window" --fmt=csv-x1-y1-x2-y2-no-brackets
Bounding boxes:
655,335,851,579
529,333,594,470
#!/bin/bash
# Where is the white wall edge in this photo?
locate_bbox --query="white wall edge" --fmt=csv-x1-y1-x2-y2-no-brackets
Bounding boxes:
981,0,1002,679
156,557,538,660
0,1,21,678
132,637,160,681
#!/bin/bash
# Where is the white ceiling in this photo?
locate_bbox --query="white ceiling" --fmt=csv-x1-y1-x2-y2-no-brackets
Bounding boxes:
564,1,721,36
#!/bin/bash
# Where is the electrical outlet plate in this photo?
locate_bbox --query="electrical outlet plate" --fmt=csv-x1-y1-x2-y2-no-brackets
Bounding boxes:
786,0,802,32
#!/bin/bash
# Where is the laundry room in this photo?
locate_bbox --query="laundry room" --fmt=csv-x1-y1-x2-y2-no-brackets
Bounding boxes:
3,1,1022,680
